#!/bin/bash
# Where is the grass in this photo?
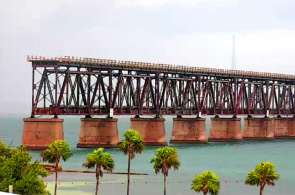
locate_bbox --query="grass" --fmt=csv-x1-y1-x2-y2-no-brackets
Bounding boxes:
46,182,94,195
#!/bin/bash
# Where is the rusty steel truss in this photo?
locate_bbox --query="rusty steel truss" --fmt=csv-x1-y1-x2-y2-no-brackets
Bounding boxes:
29,56,295,117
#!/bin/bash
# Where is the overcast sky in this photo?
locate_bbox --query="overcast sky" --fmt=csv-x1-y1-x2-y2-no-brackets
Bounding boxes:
0,0,295,114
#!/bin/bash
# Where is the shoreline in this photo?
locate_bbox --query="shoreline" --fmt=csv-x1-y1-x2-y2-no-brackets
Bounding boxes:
58,170,148,175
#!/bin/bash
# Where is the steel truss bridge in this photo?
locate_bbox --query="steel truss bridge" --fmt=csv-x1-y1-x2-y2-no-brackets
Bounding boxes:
28,55,295,117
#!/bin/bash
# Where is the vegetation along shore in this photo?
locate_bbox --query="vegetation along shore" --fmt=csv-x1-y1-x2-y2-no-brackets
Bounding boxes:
0,129,280,195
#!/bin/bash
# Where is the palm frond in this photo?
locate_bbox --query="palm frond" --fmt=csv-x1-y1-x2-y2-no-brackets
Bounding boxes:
41,140,72,164
101,153,115,171
82,148,115,178
245,161,280,187
191,170,220,195
118,140,128,155
150,146,180,176
245,170,260,186
118,129,144,158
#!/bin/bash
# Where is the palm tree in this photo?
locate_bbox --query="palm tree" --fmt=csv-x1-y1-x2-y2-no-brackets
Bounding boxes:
191,170,220,195
245,161,279,195
83,148,115,195
41,140,72,195
118,129,144,195
150,146,180,195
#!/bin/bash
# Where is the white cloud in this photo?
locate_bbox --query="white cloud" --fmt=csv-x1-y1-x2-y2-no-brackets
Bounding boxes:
0,0,294,114
117,0,238,7
40,27,294,75
0,0,64,33
160,30,295,74
118,0,202,7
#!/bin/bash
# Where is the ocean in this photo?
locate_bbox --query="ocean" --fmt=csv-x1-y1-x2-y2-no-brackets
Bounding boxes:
0,114,295,195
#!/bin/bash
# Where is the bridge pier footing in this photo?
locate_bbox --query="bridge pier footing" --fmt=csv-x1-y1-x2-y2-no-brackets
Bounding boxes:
22,118,64,150
77,118,119,148
243,117,274,140
273,118,295,138
208,117,242,142
170,117,207,144
130,117,167,146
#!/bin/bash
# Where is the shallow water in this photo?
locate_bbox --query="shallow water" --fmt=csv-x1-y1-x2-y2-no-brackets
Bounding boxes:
0,114,295,195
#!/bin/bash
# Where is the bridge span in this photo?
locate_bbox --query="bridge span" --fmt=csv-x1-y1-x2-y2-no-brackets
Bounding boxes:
21,56,295,149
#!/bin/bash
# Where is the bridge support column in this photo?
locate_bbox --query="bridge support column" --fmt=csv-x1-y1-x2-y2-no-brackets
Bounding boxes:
77,118,119,148
22,118,64,150
273,118,295,138
243,117,274,140
130,117,167,146
170,117,206,144
208,117,242,142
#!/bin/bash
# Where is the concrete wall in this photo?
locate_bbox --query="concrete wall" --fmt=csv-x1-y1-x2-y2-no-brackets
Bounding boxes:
208,117,242,141
243,118,274,140
22,118,64,150
77,118,119,148
170,118,206,143
130,118,166,145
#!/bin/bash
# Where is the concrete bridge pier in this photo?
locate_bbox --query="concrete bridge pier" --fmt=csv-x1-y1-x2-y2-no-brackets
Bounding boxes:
243,117,274,140
130,117,167,146
208,117,242,142
77,117,119,148
170,117,207,144
273,117,295,138
22,118,64,150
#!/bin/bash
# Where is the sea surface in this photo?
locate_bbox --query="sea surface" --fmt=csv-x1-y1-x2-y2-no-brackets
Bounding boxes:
0,114,295,195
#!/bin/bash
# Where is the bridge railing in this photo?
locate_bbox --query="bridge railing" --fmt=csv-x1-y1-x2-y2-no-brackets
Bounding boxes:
27,55,295,80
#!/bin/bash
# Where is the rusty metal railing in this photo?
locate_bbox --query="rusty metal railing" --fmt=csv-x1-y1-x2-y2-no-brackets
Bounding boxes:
27,55,294,80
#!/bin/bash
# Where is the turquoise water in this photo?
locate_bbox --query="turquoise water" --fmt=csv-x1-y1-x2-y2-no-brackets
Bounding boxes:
0,114,295,195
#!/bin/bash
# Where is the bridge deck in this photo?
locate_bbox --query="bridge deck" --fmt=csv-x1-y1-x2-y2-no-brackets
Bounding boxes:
27,55,295,81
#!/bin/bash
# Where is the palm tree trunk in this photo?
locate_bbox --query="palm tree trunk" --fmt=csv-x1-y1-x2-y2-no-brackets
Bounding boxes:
164,174,166,195
127,154,131,195
260,182,265,195
54,161,58,195
95,178,99,195
95,166,100,195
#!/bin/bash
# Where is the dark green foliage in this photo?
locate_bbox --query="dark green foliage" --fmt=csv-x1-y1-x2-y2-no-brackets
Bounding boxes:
0,142,49,195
